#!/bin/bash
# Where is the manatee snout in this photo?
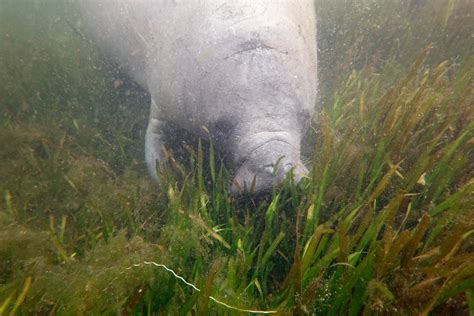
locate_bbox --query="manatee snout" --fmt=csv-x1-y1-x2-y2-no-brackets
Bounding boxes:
231,141,308,193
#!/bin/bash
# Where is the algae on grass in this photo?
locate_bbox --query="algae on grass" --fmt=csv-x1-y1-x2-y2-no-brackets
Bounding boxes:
1,0,473,314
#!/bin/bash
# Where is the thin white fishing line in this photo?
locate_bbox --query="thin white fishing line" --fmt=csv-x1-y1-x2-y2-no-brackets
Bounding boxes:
128,261,277,314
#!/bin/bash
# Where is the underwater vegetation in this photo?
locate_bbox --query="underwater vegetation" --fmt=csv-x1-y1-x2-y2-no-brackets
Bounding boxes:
0,0,473,314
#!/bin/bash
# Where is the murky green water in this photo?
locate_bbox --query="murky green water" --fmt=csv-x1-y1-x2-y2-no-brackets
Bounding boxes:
1,0,472,314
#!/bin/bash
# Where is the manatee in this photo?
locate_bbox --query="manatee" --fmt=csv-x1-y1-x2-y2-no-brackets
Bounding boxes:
79,1,318,192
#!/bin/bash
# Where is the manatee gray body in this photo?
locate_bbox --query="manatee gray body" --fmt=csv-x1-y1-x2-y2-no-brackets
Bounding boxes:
79,1,318,192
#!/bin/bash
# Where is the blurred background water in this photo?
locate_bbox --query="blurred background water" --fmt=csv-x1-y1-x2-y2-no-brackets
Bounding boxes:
0,0,472,314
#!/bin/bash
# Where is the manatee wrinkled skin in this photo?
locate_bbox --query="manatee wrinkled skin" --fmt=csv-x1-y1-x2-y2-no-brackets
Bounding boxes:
79,1,318,192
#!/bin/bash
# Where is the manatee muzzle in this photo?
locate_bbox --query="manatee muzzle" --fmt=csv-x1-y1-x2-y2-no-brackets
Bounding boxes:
231,140,308,193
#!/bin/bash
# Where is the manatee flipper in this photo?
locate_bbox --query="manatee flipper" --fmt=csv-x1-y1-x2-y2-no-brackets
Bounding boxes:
145,100,164,179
